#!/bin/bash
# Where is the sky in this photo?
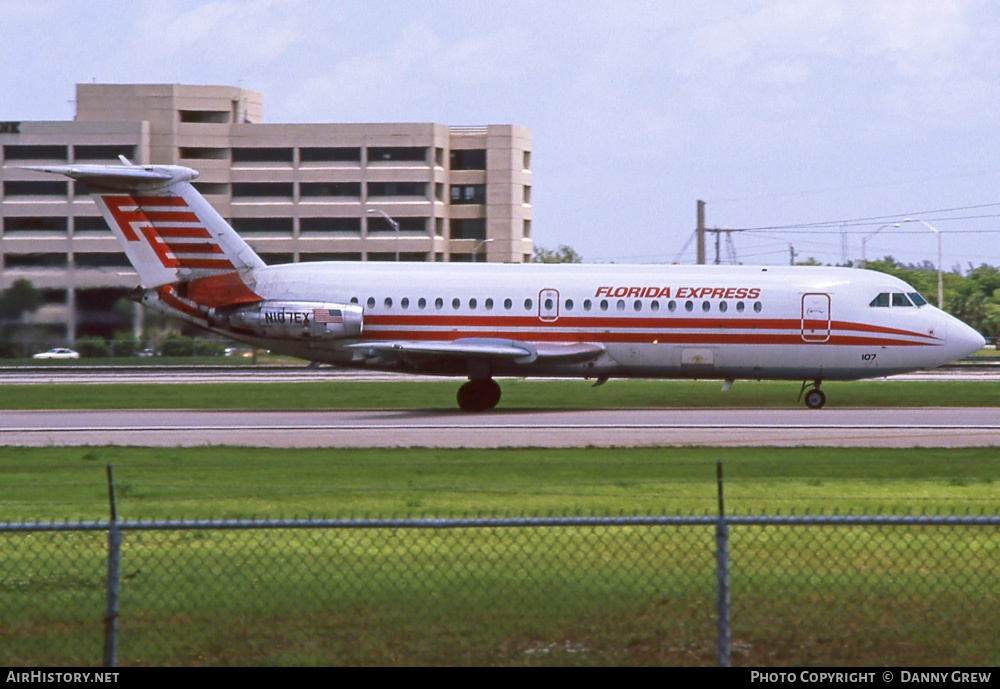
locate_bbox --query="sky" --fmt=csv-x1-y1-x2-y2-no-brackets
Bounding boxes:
3,0,999,270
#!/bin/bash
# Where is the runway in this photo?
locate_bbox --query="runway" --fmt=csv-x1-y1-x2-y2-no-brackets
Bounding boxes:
1,408,998,448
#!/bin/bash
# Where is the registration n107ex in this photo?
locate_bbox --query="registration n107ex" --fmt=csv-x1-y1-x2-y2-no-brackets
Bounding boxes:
22,162,986,411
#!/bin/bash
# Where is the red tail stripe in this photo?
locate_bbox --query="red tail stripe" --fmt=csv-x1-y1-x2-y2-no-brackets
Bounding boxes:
143,211,200,223
155,227,212,239
164,242,223,254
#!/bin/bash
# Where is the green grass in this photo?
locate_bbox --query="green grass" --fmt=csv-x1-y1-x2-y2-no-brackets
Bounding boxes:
3,446,999,666
2,445,999,521
1,378,998,410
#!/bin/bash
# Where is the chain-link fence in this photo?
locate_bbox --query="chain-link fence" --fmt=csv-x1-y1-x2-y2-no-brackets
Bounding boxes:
2,514,998,667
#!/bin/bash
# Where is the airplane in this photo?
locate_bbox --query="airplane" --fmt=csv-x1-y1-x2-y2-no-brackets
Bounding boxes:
19,161,986,411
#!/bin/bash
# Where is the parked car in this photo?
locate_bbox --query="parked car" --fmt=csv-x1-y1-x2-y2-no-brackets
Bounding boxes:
137,348,157,358
32,348,81,360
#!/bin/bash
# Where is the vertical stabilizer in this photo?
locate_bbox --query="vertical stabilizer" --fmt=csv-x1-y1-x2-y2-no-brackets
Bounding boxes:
19,163,264,287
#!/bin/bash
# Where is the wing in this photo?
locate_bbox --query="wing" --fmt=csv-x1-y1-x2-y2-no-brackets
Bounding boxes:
346,337,604,367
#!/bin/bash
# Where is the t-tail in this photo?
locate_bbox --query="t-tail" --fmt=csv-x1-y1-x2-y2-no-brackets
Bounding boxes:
20,160,265,288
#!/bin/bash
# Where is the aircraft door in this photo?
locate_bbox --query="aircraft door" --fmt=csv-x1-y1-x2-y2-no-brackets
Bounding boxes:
801,293,831,342
539,288,560,322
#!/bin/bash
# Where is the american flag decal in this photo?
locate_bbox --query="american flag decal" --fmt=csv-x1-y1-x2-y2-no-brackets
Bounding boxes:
313,308,343,324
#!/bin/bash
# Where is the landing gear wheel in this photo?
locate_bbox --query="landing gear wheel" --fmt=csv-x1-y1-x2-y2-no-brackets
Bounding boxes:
456,379,502,412
804,389,827,410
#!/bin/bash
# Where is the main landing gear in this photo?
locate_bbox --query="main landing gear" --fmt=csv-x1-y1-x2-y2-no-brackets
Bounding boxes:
799,380,826,410
457,378,502,412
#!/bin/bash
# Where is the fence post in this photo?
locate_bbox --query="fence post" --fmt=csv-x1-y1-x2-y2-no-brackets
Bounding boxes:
103,464,121,668
715,460,730,667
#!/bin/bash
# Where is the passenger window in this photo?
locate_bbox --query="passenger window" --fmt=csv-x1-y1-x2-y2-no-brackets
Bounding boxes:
892,292,912,307
366,297,376,309
702,301,711,312
616,300,625,311
469,298,478,309
350,297,359,304
753,302,762,313
633,300,642,312
400,297,409,309
485,298,494,310
565,299,574,311
668,300,677,312
435,297,444,310
545,298,554,309
736,301,745,313
684,301,693,312
417,297,426,309
719,301,728,313
384,297,393,309
650,300,659,312
524,298,533,310
599,300,609,311
870,293,890,307
583,299,592,311
504,298,512,310
452,298,461,309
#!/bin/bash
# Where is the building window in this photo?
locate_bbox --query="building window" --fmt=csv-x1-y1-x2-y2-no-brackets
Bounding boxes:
450,218,486,240
367,147,427,163
450,149,486,170
3,181,66,196
4,217,67,232
232,183,293,197
300,147,361,163
232,147,294,164
523,150,531,170
450,184,485,205
180,110,229,124
231,218,294,233
367,182,426,197
4,253,68,269
523,185,532,204
523,219,531,238
300,217,361,232
74,145,136,161
369,216,426,232
74,217,108,232
300,182,361,197
75,253,131,268
179,147,228,160
3,145,67,161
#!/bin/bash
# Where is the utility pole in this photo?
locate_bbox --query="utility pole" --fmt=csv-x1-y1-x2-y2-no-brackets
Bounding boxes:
789,244,797,266
697,200,706,265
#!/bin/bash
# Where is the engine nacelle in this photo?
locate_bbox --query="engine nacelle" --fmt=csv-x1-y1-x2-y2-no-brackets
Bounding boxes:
224,301,363,340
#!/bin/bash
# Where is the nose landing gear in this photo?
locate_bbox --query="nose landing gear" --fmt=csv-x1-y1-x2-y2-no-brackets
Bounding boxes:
457,378,502,412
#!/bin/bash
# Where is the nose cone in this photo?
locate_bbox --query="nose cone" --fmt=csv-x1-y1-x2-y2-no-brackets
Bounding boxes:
948,319,987,361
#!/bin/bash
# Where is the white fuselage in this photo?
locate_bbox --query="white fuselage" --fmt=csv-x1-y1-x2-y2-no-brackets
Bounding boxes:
173,262,984,382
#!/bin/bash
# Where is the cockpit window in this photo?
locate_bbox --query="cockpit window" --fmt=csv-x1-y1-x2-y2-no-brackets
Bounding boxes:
892,292,913,307
870,292,890,307
908,292,928,306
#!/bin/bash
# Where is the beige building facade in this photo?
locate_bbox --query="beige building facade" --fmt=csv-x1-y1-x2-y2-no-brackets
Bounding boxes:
0,83,532,341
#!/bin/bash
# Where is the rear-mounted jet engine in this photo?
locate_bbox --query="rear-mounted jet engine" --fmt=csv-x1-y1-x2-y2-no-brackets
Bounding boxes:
220,301,363,340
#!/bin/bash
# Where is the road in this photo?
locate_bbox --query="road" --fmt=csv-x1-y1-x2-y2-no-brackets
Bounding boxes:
1,408,998,448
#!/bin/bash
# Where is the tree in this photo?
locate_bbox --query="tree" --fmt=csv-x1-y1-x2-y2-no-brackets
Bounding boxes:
530,244,582,264
0,279,41,321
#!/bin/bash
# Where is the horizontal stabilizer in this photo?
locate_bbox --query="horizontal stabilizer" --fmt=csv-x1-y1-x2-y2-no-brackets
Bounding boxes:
19,164,195,191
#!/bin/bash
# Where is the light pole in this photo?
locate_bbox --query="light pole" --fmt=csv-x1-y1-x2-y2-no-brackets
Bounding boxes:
861,223,898,268
472,238,494,263
366,209,400,261
904,218,943,309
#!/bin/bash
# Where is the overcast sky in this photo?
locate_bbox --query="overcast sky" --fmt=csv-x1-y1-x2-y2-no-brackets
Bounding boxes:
3,0,999,270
